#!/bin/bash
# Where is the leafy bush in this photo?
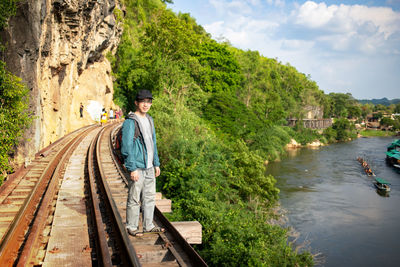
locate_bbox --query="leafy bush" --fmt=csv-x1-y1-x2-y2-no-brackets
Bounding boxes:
0,0,18,31
150,96,311,266
322,127,337,143
287,123,322,145
0,61,32,183
0,0,32,184
323,118,357,142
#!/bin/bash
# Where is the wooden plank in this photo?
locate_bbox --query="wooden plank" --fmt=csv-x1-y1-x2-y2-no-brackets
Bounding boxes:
156,199,171,213
171,221,202,244
130,233,161,245
6,195,28,200
0,204,21,212
51,204,87,227
42,135,92,267
0,214,15,222
135,244,174,263
41,226,92,267
142,261,179,267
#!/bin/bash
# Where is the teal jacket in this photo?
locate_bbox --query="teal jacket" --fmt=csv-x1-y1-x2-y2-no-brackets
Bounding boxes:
121,112,160,172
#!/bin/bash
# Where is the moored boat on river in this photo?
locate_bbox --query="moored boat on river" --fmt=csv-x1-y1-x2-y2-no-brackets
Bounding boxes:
386,139,400,169
374,177,391,192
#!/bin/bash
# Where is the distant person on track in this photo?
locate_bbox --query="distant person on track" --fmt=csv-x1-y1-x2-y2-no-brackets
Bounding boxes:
109,108,114,120
100,108,107,126
121,89,163,236
79,103,84,118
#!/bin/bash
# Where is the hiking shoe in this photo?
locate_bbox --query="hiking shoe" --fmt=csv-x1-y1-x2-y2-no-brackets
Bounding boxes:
127,228,143,236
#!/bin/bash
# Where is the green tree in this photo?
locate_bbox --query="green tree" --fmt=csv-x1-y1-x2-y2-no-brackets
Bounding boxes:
380,117,394,128
361,103,373,120
235,50,262,107
0,0,18,31
331,118,356,141
394,103,400,113
328,93,350,118
374,104,387,113
392,116,400,130
191,40,243,93
347,104,362,119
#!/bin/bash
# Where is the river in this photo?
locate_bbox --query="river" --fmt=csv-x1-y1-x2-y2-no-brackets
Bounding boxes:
266,136,400,267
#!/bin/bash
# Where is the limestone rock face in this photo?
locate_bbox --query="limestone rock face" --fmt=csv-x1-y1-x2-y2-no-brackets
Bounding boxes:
1,0,122,165
306,140,324,148
285,139,301,149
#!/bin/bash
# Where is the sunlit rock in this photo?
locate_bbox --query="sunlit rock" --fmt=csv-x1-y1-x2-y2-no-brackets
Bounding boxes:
1,0,123,165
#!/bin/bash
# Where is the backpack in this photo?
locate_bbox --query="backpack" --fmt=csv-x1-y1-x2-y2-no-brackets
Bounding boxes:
114,119,140,164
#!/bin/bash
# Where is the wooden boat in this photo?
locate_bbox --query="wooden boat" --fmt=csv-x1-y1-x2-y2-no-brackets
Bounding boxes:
386,139,400,169
374,177,391,192
357,157,376,176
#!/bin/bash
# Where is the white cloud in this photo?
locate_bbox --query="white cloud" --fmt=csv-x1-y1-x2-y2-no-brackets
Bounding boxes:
200,0,400,98
209,0,253,15
294,1,336,28
281,39,315,50
247,0,261,5
205,18,279,47
290,1,400,54
266,0,286,8
294,1,400,38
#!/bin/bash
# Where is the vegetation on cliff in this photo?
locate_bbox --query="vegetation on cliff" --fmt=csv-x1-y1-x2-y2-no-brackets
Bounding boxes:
0,0,32,183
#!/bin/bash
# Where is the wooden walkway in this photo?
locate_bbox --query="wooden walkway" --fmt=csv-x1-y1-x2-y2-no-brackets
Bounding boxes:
0,124,205,266
42,129,100,266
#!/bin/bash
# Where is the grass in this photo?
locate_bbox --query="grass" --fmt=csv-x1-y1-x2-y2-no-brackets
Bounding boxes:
359,129,397,137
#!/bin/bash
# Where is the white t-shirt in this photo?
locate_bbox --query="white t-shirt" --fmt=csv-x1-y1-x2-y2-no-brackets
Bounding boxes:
137,115,154,168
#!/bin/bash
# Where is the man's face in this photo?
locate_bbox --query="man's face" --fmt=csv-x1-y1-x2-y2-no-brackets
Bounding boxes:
135,98,152,114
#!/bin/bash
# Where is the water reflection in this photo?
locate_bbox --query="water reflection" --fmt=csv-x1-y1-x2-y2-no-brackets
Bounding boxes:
267,137,400,267
376,189,390,198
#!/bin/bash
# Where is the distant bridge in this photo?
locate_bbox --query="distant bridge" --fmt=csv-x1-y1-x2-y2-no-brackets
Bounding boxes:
287,118,333,129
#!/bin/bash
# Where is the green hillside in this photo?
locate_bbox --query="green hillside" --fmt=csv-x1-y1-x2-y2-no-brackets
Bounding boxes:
358,97,400,106
111,0,317,265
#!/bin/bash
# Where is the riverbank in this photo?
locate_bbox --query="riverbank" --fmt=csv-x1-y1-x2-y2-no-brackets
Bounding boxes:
359,129,398,137
286,129,397,151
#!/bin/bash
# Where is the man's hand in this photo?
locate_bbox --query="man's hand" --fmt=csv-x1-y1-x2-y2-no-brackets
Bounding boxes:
155,166,161,177
130,170,139,181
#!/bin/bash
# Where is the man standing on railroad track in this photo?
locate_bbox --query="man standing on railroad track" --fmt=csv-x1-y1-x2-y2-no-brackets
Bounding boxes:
121,89,164,237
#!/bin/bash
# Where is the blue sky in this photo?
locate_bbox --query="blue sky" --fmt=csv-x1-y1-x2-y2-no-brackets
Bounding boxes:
167,0,400,100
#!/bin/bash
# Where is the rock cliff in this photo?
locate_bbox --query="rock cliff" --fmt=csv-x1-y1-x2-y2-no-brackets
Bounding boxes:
1,0,122,166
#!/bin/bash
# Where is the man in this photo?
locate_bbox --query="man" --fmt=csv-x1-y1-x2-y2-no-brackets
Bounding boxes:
109,108,114,120
121,89,163,236
79,103,84,118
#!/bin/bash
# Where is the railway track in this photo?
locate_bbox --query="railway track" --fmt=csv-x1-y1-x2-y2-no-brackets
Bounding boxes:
0,123,207,266
0,125,98,265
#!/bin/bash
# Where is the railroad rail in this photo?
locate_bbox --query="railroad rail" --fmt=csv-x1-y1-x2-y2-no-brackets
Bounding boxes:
91,123,207,266
0,125,99,265
0,123,207,266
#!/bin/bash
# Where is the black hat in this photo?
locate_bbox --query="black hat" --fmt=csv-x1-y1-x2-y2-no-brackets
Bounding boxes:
136,90,153,100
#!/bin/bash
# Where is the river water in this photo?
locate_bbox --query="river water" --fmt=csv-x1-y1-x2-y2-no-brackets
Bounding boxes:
266,136,400,267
